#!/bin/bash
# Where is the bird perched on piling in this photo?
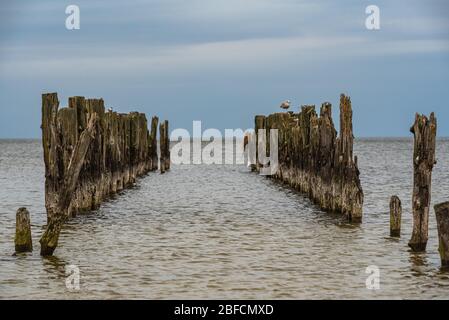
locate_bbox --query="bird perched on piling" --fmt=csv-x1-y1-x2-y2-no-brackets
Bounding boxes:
280,100,291,110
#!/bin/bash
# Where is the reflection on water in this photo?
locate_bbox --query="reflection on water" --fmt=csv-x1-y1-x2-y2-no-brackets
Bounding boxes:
1,138,449,299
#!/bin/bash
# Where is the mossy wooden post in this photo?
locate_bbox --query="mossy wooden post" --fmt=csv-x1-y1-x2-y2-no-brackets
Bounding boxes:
15,207,32,253
408,112,437,252
150,116,159,171
434,202,449,267
390,195,402,237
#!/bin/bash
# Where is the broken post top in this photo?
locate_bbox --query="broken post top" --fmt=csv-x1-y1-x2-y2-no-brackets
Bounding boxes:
320,102,332,118
390,195,401,205
410,112,437,167
410,112,436,133
435,201,449,213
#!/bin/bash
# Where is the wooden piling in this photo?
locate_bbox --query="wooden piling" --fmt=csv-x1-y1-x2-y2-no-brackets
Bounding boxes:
160,121,166,174
15,208,32,253
40,113,98,256
434,202,449,268
39,92,162,256
164,120,170,171
150,116,159,171
159,120,170,173
254,115,266,171
390,195,402,237
408,113,437,252
254,94,363,221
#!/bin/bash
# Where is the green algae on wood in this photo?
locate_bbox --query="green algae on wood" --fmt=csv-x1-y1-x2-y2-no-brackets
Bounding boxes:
390,195,402,237
15,207,32,253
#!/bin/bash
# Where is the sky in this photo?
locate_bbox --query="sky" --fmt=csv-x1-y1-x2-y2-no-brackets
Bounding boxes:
0,0,448,138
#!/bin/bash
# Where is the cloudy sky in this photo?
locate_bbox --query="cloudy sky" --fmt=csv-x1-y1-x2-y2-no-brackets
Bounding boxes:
0,0,448,138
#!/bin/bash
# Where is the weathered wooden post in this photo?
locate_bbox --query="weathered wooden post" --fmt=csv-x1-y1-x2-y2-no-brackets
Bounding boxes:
41,93,60,224
40,107,98,256
159,121,167,174
408,112,437,252
15,208,32,253
254,115,266,171
150,116,159,171
339,95,353,164
164,120,170,171
339,95,364,222
434,202,449,268
390,195,402,237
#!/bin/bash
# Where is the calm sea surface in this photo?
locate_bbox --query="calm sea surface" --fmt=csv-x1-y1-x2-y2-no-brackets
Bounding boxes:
1,139,449,299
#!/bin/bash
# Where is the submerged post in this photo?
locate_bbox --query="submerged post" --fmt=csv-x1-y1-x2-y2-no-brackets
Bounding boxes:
15,208,32,253
434,202,449,268
390,195,402,237
408,113,437,252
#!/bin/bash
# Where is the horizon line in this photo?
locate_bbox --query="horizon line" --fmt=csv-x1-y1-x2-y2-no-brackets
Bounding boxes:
2,136,449,140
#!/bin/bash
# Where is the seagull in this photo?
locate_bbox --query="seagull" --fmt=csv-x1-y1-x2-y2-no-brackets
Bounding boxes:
108,107,113,112
280,100,291,110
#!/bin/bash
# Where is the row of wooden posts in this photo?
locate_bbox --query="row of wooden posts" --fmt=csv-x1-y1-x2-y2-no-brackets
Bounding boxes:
13,94,449,268
252,96,448,268
14,93,170,256
390,196,449,267
389,112,449,267
252,94,364,222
